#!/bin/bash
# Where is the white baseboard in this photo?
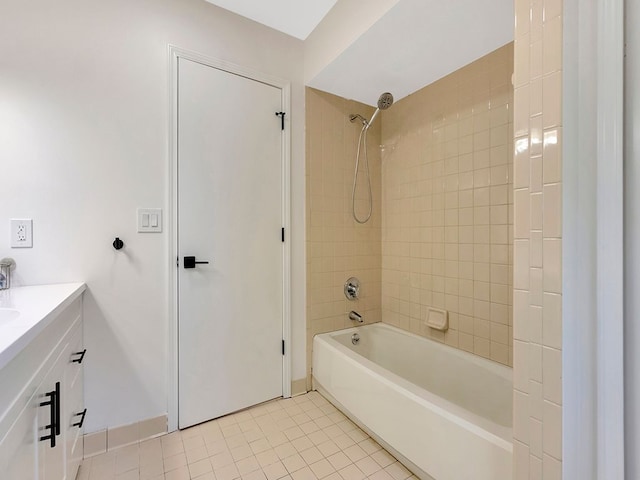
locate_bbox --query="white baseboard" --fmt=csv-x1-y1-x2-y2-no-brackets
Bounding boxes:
291,378,307,396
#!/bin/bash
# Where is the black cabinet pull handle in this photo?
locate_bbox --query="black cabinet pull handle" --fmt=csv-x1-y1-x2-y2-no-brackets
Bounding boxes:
72,408,88,428
39,383,59,448
54,382,61,436
184,256,210,269
39,392,55,448
71,349,86,364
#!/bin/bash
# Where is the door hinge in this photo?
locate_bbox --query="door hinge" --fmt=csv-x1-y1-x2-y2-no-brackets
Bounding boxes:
282,340,285,355
176,256,179,267
282,227,285,242
275,111,286,130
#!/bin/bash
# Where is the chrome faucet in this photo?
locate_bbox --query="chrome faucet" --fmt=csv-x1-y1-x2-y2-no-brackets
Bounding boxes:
0,258,15,290
349,311,363,323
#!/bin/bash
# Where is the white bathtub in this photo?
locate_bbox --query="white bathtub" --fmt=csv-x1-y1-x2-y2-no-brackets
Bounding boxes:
312,323,512,480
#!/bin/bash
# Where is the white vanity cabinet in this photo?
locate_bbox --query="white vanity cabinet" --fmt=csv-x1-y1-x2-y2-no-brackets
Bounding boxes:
64,325,85,477
1,384,39,479
0,284,86,480
37,348,68,480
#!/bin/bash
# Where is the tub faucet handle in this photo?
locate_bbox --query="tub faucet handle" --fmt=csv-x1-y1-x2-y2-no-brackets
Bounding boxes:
344,277,360,300
349,311,363,323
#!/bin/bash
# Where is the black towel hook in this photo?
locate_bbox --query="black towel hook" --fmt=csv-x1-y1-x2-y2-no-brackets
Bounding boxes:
113,237,124,250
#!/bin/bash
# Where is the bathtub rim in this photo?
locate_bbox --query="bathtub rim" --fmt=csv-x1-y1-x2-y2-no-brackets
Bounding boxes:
312,322,513,449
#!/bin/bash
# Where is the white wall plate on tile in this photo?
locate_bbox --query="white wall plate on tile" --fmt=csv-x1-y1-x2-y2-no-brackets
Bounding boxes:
425,307,448,331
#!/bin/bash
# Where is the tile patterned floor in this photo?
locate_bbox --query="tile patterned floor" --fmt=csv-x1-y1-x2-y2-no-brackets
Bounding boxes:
78,392,417,480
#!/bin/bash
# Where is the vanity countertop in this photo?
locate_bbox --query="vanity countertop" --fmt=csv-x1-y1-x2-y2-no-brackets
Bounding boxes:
0,283,86,370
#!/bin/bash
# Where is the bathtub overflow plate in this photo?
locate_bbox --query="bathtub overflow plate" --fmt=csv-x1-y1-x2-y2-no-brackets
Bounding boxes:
344,277,360,300
351,333,360,345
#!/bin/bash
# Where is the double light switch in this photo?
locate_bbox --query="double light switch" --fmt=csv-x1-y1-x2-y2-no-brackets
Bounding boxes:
137,208,162,233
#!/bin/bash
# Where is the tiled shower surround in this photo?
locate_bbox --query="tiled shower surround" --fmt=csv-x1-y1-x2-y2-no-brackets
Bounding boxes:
381,44,515,366
306,45,515,385
512,0,564,478
305,89,382,388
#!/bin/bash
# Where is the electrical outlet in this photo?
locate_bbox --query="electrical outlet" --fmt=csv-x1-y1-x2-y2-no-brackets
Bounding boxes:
11,219,33,248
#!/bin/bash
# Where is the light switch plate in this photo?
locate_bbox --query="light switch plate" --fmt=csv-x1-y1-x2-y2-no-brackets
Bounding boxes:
137,208,162,233
11,219,33,248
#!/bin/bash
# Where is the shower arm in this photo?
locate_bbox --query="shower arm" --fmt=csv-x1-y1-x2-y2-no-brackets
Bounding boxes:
349,114,368,126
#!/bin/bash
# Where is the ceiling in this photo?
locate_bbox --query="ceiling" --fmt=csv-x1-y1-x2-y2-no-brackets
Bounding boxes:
307,0,514,106
204,0,338,40
204,0,514,107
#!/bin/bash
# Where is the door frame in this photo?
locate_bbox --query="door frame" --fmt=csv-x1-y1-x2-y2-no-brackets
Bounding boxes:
167,45,292,432
563,0,625,477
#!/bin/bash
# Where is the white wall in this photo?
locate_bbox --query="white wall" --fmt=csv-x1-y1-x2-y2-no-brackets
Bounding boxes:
0,0,305,432
625,0,640,476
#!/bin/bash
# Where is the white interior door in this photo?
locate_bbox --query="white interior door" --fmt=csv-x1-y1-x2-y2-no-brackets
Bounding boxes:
178,58,284,429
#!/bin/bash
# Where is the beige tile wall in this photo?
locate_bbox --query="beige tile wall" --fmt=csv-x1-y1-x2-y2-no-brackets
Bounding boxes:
380,44,515,366
305,88,382,389
512,0,563,478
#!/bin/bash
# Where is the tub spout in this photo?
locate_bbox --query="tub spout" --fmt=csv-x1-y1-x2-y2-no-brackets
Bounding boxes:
349,311,363,323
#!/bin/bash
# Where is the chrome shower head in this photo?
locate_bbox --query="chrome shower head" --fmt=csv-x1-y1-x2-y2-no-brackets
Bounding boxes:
377,92,394,110
366,92,394,130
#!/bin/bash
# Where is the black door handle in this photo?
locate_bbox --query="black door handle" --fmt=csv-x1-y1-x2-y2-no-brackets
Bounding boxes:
184,256,210,269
